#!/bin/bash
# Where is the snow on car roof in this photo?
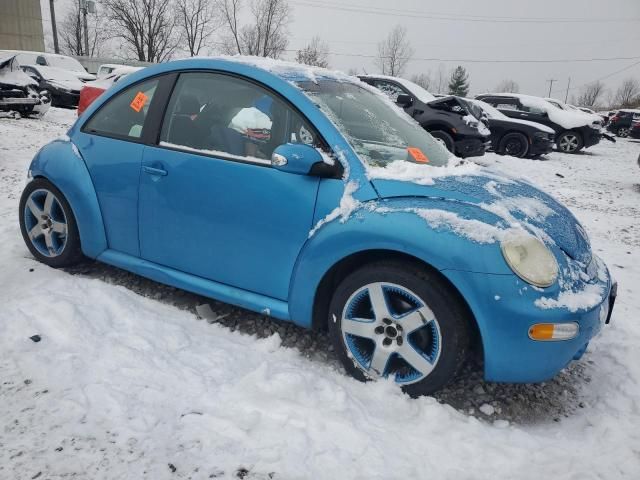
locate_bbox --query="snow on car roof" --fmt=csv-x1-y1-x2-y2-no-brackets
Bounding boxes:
467,99,555,134
359,74,437,104
478,93,596,130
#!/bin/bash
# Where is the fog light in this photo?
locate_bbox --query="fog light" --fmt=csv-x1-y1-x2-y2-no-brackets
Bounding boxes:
528,322,579,341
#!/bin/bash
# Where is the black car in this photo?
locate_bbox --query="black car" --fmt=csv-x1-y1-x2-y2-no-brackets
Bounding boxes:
465,99,555,158
359,75,490,158
629,120,640,139
476,94,602,154
607,109,640,137
20,65,84,108
0,54,50,117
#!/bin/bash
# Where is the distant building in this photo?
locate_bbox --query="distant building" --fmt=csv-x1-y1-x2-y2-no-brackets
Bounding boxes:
0,0,45,51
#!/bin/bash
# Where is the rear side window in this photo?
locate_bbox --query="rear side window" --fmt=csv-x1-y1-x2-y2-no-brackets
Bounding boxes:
84,78,159,140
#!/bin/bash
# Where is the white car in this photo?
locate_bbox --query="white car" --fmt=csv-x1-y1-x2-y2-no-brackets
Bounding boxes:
0,50,95,82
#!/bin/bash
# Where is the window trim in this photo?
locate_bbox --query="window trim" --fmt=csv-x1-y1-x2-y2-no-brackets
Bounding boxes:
80,73,176,145
152,69,332,169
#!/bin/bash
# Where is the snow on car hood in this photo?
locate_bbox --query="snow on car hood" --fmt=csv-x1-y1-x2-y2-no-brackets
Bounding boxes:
0,55,37,88
37,66,85,91
368,160,591,264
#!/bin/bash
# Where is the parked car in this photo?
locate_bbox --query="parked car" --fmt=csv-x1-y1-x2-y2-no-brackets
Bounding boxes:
544,98,604,128
0,53,50,118
19,58,616,396
476,93,602,153
78,66,143,115
0,50,95,81
20,65,84,108
465,99,555,158
629,119,640,139
97,63,126,78
607,109,640,137
359,75,490,158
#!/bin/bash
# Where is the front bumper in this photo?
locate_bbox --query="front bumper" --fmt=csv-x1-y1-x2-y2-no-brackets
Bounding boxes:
529,136,554,156
52,91,80,108
442,257,614,383
583,128,602,149
455,137,491,158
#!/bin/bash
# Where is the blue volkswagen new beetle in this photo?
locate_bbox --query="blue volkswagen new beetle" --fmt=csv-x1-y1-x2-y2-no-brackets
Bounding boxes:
19,57,616,396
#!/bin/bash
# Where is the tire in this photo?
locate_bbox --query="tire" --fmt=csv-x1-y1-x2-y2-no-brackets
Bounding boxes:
498,132,529,158
328,261,470,397
19,178,83,268
556,131,584,153
430,130,455,154
617,127,630,138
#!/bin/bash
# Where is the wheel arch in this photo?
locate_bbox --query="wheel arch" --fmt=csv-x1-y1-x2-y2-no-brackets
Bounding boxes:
28,138,107,258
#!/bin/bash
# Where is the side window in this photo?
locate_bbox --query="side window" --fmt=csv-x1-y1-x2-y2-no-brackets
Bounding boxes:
373,80,407,102
84,78,159,140
36,56,47,66
495,101,519,111
159,72,320,162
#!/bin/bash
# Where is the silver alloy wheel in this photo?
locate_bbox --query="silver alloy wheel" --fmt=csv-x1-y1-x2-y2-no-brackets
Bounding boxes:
618,127,629,138
558,133,579,152
23,189,68,257
341,282,442,385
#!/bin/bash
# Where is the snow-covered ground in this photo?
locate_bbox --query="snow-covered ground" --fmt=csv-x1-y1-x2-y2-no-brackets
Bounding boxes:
1,109,639,479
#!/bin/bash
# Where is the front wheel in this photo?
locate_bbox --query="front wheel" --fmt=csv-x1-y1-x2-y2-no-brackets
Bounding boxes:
617,127,630,138
557,131,584,153
328,261,470,397
498,132,529,158
19,178,83,268
430,130,455,154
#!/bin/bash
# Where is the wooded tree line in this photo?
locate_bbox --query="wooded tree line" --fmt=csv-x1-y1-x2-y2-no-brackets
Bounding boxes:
55,1,639,108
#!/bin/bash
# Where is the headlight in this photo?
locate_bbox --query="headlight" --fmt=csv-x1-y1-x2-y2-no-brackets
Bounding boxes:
501,234,558,287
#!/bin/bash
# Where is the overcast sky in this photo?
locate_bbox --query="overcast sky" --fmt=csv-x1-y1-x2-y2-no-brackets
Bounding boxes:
40,0,640,101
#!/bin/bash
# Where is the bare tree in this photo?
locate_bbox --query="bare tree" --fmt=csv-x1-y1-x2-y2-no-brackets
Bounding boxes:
347,67,359,76
58,2,106,57
495,79,519,93
376,25,413,77
295,36,329,68
103,0,179,62
575,81,606,108
433,63,447,94
177,0,220,56
614,78,640,108
216,0,291,58
410,72,432,91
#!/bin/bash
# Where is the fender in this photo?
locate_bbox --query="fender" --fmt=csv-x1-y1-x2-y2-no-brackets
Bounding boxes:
28,138,107,258
288,197,513,328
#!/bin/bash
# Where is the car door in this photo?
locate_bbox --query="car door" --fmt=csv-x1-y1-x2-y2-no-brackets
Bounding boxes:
77,76,170,256
138,71,324,300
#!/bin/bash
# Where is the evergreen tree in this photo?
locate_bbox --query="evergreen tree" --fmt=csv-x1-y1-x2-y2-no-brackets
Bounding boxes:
448,66,470,97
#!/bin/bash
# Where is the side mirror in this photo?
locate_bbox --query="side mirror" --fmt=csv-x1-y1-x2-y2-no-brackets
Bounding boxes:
396,94,413,108
271,143,340,178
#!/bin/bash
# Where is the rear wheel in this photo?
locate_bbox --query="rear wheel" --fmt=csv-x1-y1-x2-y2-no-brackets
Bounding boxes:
498,132,529,158
19,178,83,268
557,131,584,153
328,261,470,397
430,130,455,154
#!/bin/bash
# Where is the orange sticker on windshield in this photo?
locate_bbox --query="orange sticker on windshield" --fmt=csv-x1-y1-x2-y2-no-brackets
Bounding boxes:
130,92,148,112
407,147,429,163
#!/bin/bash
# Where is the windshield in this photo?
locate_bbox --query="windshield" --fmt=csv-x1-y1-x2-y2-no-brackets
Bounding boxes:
48,56,85,72
297,80,450,167
36,66,83,82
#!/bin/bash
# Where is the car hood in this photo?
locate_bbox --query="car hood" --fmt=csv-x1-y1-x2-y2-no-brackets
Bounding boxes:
370,171,591,264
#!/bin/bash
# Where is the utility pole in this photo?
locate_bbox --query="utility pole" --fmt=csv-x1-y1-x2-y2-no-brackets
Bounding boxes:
49,0,60,53
546,78,557,98
564,77,571,103
82,1,89,57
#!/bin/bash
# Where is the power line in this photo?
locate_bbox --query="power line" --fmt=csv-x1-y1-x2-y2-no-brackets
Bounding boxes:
290,0,640,24
284,49,640,64
551,59,640,94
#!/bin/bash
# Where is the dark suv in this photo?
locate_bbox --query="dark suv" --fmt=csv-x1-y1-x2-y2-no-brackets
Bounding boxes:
476,93,602,154
607,109,640,137
359,75,490,158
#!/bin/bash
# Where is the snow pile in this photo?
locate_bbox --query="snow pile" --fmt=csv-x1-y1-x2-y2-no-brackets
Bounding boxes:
463,113,491,136
366,158,480,185
534,283,606,312
414,208,506,243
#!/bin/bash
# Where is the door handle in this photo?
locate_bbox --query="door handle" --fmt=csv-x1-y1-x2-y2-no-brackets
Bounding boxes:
142,165,168,176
